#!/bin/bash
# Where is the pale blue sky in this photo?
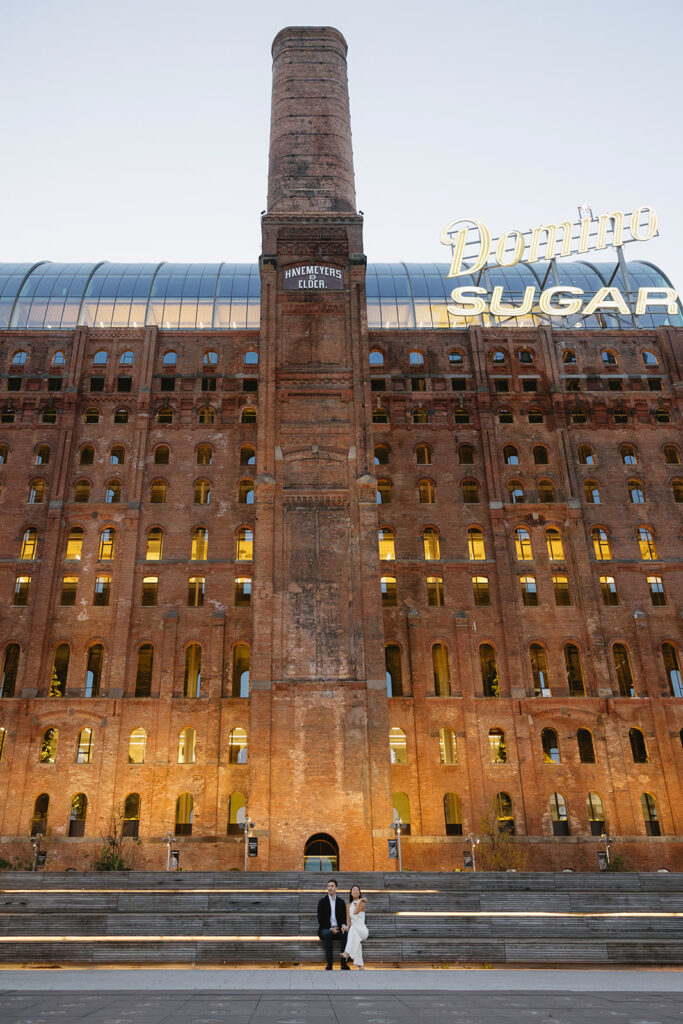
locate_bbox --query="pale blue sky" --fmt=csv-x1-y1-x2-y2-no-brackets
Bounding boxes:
1,0,681,291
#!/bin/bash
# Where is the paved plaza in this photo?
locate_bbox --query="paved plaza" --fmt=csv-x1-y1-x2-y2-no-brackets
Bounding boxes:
0,969,682,1023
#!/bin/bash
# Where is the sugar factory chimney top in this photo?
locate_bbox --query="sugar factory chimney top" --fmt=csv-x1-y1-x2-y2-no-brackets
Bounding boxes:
267,27,357,215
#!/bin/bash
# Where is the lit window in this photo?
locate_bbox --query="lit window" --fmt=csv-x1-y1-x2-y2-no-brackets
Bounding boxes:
541,728,560,763
141,576,158,606
592,528,611,560
76,727,93,764
197,444,213,466
444,793,462,835
236,528,253,561
175,793,193,835
663,445,680,464
241,406,256,423
550,793,569,835
198,406,215,424
489,727,506,763
188,576,205,607
377,479,391,504
530,643,551,696
385,644,403,697
467,527,486,560
28,479,45,504
235,577,251,606
134,644,153,697
662,643,682,697
65,527,83,560
389,727,407,764
578,729,596,764
99,528,116,560
418,480,435,503
240,445,256,466
480,644,499,697
227,792,246,835
578,445,594,465
74,479,90,503
105,480,121,504
178,727,196,764
432,643,451,696
584,479,600,504
673,479,683,503
508,480,524,504
600,575,619,606
461,479,479,503
458,444,474,465
20,527,38,560
232,644,250,698
628,479,645,503
150,480,166,504
154,445,169,465
439,727,457,764
128,728,147,764
229,727,248,763
183,644,202,699
520,575,538,606
381,575,397,607
637,528,657,560
427,576,444,606
472,575,490,606
496,792,514,834
545,528,565,560
238,479,254,504
49,643,70,697
552,574,572,606
613,643,636,697
415,444,431,465
13,575,31,606
84,644,103,696
514,528,532,560
191,527,208,560
564,643,586,696
423,527,440,560
378,528,395,561
60,575,78,606
641,792,660,835
647,575,667,606
40,728,58,763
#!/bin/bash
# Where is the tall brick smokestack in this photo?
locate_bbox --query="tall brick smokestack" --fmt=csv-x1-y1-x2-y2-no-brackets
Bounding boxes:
267,26,357,214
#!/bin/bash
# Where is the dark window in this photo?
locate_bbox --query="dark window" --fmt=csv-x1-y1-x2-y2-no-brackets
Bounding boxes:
577,728,596,763
160,377,175,391
202,377,217,391
48,378,62,392
451,378,466,391
243,379,258,392
522,379,538,392
117,376,132,393
90,377,105,392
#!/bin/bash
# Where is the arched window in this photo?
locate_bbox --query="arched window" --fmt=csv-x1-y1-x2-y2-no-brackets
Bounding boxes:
190,527,208,560
496,792,515,834
592,527,611,560
508,480,525,504
647,575,667,605
528,407,544,424
530,643,551,696
377,479,391,504
13,576,31,607
461,479,479,503
635,527,657,561
65,527,83,560
448,350,463,365
175,792,193,835
409,350,424,366
84,408,100,424
458,444,474,464
84,644,103,697
491,349,506,363
564,643,586,696
480,643,499,697
60,575,78,606
236,528,253,560
655,407,670,424
613,643,636,697
578,445,594,465
234,577,251,606
188,575,205,606
642,349,658,366
439,727,457,764
472,575,490,606
128,728,146,764
662,643,682,697
389,727,407,764
0,444,8,464
514,528,532,560
532,445,549,465
0,727,5,762
229,727,248,764
241,406,256,424
577,728,596,764
518,348,534,364
20,527,38,560
79,445,94,466
0,643,20,697
520,575,538,606
104,480,121,504
415,444,431,465
141,575,158,606
193,479,211,505
392,792,411,834
10,350,27,366
197,444,213,466
150,479,166,504
541,728,560,763
627,478,645,503
238,479,254,504
203,350,218,367
76,727,93,764
489,727,506,763
443,793,462,835
602,349,617,366
378,527,395,561
98,528,116,560
145,528,163,560
663,444,680,464
418,479,435,504
49,644,69,697
68,794,87,837
629,727,648,763
162,350,177,367
114,408,129,424
157,406,173,424
467,527,486,560
178,727,196,764
374,444,389,465
198,406,215,425
412,406,428,424
498,407,513,423
503,445,519,465
240,444,255,466
183,644,202,698
671,479,682,502
562,349,576,364
232,644,250,698
227,791,246,835
52,350,66,367
30,793,49,836
372,406,388,423
110,445,125,465
40,727,58,763
545,528,564,560
600,575,619,606
641,792,660,835
123,793,140,837
385,644,403,697
118,349,134,366
427,575,444,606
381,575,397,607
423,527,440,560
28,479,45,504
550,792,569,835
432,643,451,697
587,792,604,835
134,644,153,697
538,479,555,503
152,445,169,465
74,479,90,503
584,479,600,504
620,444,637,465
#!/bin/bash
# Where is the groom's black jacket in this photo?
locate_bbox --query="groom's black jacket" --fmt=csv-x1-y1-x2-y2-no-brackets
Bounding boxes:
317,895,346,937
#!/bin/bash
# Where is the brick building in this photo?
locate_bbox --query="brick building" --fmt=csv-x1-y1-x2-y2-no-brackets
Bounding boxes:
0,26,680,872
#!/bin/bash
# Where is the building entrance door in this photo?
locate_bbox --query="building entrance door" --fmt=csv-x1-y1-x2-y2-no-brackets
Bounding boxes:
303,833,339,871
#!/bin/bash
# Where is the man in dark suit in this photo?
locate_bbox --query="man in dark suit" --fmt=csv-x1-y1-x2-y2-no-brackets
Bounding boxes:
317,878,350,970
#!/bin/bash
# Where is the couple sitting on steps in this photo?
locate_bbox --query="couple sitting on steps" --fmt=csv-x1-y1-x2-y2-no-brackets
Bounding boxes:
317,878,369,970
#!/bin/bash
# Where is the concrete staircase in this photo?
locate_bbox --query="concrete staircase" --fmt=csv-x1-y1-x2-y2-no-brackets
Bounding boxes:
0,871,681,965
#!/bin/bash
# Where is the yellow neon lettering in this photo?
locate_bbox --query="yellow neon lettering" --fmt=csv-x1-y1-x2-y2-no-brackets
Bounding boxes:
596,211,625,250
582,287,630,317
578,216,592,253
494,230,525,268
537,287,584,316
528,222,573,263
630,207,658,241
489,286,536,317
441,218,492,278
635,287,679,315
448,286,488,316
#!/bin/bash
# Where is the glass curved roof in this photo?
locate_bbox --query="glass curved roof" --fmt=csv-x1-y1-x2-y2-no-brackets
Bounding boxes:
0,260,678,331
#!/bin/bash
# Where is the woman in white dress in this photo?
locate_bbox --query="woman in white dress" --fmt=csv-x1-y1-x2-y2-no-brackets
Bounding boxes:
342,884,369,969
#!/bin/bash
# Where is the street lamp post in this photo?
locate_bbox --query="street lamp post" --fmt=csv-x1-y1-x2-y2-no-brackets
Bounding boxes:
243,815,255,872
164,832,174,871
391,819,405,872
30,833,44,871
600,831,614,868
465,832,480,871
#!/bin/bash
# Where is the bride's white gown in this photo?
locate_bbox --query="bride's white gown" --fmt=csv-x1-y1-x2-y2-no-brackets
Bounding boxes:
345,902,369,966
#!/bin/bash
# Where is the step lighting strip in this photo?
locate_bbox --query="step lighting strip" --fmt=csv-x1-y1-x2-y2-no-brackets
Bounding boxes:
0,889,438,895
397,911,683,918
